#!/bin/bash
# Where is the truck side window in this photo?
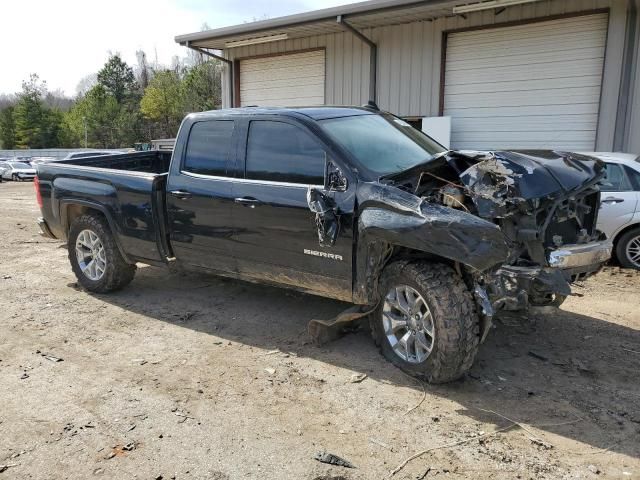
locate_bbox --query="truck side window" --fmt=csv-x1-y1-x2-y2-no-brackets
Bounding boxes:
183,120,234,176
600,163,632,192
245,121,325,184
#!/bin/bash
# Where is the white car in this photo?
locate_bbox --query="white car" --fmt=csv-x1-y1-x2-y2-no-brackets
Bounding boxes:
29,156,58,166
0,161,37,181
587,152,640,269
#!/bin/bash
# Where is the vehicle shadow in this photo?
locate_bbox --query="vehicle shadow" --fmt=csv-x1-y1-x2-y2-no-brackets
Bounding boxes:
92,265,640,459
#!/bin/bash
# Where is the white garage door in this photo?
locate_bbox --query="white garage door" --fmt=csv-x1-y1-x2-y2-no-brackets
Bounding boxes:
240,50,325,107
443,13,608,151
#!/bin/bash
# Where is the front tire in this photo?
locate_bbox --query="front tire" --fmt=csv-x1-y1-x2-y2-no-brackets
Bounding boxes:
371,261,480,384
616,227,640,270
529,292,566,307
68,213,136,292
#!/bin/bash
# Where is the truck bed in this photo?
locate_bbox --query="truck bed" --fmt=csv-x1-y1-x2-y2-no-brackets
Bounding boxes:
36,151,172,266
59,151,172,174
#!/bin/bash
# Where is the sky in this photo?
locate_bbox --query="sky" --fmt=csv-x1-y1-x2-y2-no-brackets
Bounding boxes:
0,0,360,96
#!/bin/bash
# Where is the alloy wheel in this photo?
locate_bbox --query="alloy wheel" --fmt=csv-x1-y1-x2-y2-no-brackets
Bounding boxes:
626,234,640,269
382,284,435,364
75,229,107,281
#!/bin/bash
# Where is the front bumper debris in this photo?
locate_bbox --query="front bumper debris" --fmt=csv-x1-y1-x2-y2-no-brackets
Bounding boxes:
308,304,377,345
488,265,570,311
486,241,612,311
547,241,612,269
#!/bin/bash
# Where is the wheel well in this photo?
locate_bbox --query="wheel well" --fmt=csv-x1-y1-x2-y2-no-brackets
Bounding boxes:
63,203,131,264
386,246,476,293
387,246,456,269
65,204,108,234
612,223,640,248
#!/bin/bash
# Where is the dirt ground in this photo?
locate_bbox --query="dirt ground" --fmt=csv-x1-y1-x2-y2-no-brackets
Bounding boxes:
0,181,639,480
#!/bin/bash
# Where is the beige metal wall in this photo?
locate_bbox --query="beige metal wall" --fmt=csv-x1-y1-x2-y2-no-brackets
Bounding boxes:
222,0,632,151
223,31,372,108
624,3,640,154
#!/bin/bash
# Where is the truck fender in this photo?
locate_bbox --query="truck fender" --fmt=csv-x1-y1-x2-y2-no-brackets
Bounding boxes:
59,199,133,264
353,182,510,304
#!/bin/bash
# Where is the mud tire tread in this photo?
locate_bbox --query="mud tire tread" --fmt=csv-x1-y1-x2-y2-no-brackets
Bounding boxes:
68,213,136,293
371,261,480,384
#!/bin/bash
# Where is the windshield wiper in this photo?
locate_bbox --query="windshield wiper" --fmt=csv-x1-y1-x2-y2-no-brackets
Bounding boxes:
381,151,451,180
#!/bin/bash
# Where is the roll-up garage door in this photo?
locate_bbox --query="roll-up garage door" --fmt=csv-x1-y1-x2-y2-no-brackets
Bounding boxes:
239,50,325,107
443,13,608,150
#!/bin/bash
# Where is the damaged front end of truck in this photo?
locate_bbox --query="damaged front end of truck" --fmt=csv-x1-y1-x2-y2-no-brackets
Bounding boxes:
347,150,612,341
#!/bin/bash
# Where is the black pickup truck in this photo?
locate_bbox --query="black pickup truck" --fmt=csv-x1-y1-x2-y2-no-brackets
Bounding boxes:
36,106,612,383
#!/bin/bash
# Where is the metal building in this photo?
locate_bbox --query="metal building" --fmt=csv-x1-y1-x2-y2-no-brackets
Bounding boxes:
175,0,640,153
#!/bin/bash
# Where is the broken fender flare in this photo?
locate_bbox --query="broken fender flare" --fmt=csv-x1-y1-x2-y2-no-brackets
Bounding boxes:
357,205,509,271
355,182,510,271
352,183,510,304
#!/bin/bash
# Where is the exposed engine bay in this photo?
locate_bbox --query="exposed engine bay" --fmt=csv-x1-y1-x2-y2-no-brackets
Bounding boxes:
390,150,603,262
377,149,611,335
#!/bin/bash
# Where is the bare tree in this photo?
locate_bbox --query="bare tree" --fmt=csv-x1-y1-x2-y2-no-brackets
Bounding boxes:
76,73,98,97
0,93,17,110
44,89,74,111
245,14,270,23
135,50,152,90
185,23,213,68
171,55,184,74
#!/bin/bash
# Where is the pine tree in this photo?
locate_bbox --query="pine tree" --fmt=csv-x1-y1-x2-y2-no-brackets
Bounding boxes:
0,106,16,149
97,54,138,104
13,74,49,148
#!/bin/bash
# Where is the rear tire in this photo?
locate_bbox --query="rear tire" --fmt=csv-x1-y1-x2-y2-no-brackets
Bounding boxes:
68,213,136,292
371,261,480,384
616,227,640,270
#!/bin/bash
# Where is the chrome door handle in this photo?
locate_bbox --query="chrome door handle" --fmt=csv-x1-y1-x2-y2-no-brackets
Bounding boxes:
169,190,193,200
234,197,262,208
601,197,624,204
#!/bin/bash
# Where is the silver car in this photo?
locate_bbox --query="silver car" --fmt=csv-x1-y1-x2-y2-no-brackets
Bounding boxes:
584,152,640,269
0,161,37,181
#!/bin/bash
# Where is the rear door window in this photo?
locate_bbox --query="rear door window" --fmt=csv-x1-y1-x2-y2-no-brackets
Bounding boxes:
624,166,640,191
245,120,325,184
183,120,235,176
601,163,633,192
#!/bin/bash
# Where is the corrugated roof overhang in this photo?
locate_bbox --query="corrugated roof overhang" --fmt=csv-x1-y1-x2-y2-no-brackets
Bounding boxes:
175,0,462,50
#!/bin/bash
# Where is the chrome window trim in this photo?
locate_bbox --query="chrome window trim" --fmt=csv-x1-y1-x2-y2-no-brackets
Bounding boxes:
179,170,323,189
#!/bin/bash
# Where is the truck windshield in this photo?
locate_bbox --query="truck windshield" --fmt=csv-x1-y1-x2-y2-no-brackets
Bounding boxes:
319,114,446,175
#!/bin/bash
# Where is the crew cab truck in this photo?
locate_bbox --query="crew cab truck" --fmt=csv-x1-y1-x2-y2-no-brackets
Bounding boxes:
36,107,612,383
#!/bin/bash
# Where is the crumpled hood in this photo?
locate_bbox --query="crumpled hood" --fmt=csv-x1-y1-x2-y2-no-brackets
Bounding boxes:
451,150,605,218
467,150,604,199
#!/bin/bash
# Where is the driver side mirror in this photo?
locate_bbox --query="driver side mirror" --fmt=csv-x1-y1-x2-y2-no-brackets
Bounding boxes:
307,188,340,247
324,157,348,192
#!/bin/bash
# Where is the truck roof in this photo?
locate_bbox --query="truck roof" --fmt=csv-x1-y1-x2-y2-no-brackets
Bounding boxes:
187,106,375,121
